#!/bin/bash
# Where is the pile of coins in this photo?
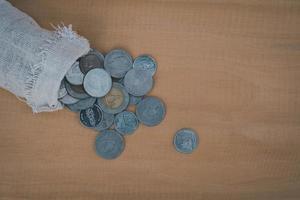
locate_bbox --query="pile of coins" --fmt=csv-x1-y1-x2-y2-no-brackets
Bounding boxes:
58,48,199,159
58,49,169,159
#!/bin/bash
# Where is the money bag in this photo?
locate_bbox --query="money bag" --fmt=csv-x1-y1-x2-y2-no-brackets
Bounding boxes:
0,0,90,112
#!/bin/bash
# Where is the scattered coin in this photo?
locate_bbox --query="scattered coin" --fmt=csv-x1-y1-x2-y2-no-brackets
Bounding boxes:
114,111,139,135
83,68,112,97
65,80,90,99
80,105,103,128
58,80,67,99
104,49,133,78
133,55,157,76
173,128,199,154
129,95,143,105
136,96,166,126
65,97,96,112
59,94,80,105
65,61,84,85
96,82,129,114
94,110,115,132
79,49,105,74
95,130,125,159
124,69,153,96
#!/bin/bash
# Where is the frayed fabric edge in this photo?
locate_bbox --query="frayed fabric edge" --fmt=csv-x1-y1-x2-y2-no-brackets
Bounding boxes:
24,24,89,113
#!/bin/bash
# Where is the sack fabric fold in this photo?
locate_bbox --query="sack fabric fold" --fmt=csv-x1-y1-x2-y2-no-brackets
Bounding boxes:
0,0,90,112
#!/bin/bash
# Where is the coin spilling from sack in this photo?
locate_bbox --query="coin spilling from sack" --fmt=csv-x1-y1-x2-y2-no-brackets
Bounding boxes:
58,48,198,159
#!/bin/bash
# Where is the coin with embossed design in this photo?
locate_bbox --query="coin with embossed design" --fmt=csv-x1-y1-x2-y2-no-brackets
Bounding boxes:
79,105,102,128
79,49,105,74
136,96,166,126
173,128,199,154
96,82,129,114
104,49,133,78
95,130,125,159
133,55,157,76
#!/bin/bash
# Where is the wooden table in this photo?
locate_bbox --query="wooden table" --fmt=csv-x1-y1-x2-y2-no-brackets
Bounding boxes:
1,0,300,199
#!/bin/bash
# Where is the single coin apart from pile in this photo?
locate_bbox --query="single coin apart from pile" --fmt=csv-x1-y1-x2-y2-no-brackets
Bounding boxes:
174,128,199,154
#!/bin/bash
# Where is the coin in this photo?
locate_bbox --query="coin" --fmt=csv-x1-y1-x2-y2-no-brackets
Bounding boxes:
173,128,199,154
79,49,105,74
59,94,80,105
58,80,67,99
136,96,166,126
104,49,133,78
79,105,102,128
65,61,84,85
83,68,112,97
96,82,129,114
65,80,90,99
94,109,115,131
124,69,153,96
114,111,139,135
129,95,143,105
133,55,157,76
65,97,96,112
95,130,125,159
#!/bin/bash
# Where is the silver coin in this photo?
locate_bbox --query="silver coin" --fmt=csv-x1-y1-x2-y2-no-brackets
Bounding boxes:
95,130,125,160
96,82,129,114
124,69,153,96
104,49,133,78
133,55,157,76
83,68,112,97
64,80,90,99
59,94,80,105
80,105,103,128
65,61,84,85
173,128,199,154
58,81,67,99
65,97,96,112
114,111,139,135
94,109,115,131
136,96,166,126
79,49,105,74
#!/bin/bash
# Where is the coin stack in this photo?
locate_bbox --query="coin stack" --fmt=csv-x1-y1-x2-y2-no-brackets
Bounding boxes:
58,49,166,159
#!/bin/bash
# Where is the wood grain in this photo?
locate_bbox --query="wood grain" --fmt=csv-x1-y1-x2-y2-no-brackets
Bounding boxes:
1,0,300,199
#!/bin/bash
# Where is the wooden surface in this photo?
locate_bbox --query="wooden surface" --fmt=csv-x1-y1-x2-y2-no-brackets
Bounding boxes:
1,0,300,199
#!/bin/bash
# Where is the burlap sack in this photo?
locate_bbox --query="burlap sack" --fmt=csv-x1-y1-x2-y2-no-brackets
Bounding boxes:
0,0,90,112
